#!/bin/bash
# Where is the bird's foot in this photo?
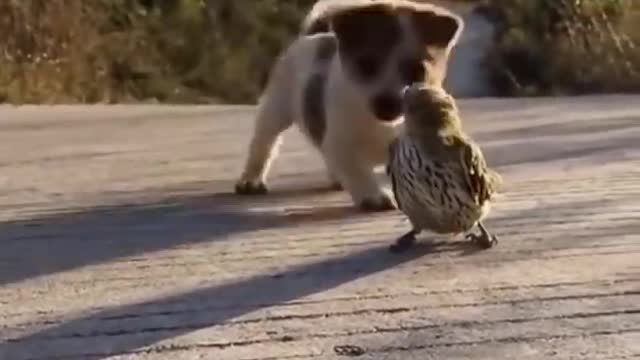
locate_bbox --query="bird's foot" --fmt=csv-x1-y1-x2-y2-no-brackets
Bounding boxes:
466,231,498,249
327,172,343,191
389,230,417,253
466,221,498,249
329,180,343,191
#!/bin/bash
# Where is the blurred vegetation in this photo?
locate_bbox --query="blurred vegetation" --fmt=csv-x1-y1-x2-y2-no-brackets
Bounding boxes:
0,0,315,104
483,0,640,96
0,0,639,104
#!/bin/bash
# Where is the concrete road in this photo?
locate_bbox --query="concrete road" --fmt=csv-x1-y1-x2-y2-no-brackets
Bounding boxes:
1,96,639,359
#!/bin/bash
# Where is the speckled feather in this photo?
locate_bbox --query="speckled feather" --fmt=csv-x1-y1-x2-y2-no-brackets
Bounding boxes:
447,134,502,205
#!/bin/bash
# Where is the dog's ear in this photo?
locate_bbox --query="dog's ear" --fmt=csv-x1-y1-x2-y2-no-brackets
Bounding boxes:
403,6,464,85
408,8,463,52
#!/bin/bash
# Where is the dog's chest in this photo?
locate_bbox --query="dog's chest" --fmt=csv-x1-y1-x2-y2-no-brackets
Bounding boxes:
352,117,403,163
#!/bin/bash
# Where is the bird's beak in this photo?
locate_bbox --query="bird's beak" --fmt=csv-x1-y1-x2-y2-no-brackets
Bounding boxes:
401,85,411,98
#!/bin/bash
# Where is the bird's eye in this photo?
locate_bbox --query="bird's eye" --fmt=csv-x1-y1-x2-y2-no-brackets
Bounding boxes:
355,56,381,81
400,58,425,84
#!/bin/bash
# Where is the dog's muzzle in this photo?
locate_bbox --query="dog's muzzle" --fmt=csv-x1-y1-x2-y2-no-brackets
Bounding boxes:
372,92,403,122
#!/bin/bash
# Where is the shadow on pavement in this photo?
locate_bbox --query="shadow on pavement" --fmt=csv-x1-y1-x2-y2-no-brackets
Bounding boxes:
0,184,356,286
2,244,432,359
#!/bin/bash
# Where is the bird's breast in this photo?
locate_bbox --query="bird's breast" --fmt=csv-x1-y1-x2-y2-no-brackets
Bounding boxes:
390,138,489,233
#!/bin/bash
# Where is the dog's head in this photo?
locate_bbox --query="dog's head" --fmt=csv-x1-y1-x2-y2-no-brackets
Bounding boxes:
305,0,463,122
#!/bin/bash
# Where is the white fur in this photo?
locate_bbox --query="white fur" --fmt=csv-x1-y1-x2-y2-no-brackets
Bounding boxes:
236,0,464,210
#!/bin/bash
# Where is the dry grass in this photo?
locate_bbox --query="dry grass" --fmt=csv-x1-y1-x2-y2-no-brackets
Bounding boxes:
0,1,103,103
0,0,314,104
0,1,168,104
485,0,640,96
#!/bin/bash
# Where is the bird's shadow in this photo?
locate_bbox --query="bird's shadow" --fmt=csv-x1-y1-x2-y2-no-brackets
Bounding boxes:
403,239,488,257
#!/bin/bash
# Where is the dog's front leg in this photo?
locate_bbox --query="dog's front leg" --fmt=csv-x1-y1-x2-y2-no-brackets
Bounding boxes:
324,142,395,212
235,94,292,195
235,49,297,195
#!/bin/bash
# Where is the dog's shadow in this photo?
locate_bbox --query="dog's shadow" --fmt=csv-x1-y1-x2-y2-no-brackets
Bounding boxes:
2,183,502,359
1,177,485,288
244,184,492,257
228,180,374,220
0,183,360,287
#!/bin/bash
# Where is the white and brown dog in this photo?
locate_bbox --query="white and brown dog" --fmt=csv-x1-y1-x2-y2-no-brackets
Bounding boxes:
235,0,464,211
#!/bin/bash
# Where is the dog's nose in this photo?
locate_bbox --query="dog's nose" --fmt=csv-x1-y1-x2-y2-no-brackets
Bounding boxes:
372,92,403,122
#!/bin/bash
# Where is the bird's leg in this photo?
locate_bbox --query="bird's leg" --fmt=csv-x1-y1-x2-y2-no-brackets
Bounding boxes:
466,221,498,249
389,229,419,253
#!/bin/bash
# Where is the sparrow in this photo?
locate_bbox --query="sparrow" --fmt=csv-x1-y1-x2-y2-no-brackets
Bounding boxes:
387,83,502,252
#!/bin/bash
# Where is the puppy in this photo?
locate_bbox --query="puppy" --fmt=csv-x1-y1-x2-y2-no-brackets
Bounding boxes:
235,0,464,211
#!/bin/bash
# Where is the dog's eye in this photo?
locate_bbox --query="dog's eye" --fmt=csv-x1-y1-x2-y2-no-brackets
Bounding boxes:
355,56,380,81
400,59,425,84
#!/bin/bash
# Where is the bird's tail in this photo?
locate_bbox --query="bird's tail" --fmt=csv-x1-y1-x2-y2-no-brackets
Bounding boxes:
487,169,503,194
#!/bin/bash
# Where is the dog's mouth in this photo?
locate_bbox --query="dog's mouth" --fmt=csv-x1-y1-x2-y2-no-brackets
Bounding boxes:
372,93,403,122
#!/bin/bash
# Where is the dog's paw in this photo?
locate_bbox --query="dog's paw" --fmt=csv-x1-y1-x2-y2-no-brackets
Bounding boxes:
327,172,343,191
329,181,343,191
235,179,268,195
358,194,396,212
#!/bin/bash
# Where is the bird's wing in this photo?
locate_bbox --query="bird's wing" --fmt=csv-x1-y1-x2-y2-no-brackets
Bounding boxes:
386,139,399,177
386,139,403,209
456,137,501,205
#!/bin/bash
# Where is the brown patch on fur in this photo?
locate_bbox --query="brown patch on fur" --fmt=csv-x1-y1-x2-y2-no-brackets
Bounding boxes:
331,4,401,82
302,36,337,146
315,35,337,62
303,74,327,146
303,19,330,36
